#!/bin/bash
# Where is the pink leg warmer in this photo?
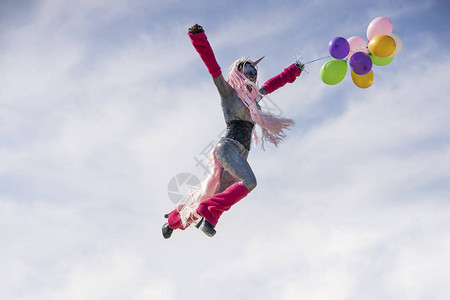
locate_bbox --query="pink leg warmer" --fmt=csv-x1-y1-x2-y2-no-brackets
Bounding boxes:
167,208,201,230
167,209,185,230
196,182,250,227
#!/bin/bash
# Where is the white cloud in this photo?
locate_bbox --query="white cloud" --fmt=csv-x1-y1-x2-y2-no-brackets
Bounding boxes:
1,0,450,299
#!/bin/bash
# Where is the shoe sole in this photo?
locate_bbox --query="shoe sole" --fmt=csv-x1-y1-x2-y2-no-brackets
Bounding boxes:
162,223,173,239
196,218,216,237
201,228,216,237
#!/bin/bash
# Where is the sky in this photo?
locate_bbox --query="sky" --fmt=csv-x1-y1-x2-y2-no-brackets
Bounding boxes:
1,0,450,299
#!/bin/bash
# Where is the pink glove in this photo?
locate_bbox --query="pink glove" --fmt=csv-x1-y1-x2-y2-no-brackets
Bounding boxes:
188,31,222,78
262,63,302,94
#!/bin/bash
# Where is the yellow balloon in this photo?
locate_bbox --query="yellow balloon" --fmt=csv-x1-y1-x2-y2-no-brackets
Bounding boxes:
368,34,396,57
351,70,374,88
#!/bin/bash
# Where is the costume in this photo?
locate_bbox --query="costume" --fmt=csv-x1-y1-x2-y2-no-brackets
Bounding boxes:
163,25,302,238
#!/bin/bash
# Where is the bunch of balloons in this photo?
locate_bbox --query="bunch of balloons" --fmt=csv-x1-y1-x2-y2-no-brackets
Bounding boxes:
320,17,402,88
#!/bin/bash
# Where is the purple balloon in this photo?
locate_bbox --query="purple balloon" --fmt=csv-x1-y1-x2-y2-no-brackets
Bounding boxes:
328,37,350,59
349,52,372,75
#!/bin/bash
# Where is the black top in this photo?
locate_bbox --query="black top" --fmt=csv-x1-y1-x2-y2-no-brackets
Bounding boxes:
225,120,255,151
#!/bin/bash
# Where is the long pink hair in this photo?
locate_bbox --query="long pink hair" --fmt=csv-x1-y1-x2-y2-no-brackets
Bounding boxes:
227,57,295,149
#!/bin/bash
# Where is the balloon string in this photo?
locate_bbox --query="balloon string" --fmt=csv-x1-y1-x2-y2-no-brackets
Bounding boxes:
303,55,332,65
299,45,368,66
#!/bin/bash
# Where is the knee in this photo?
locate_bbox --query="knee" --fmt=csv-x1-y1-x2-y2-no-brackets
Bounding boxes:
243,177,257,192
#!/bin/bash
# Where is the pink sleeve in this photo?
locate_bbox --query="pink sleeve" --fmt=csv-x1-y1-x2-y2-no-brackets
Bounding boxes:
188,31,222,78
262,63,302,94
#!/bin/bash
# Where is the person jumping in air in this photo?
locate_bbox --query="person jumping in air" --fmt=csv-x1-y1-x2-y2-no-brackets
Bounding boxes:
162,24,304,238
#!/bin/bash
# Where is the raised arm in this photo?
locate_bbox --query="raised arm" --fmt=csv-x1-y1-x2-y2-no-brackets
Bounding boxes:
188,24,232,97
259,63,304,95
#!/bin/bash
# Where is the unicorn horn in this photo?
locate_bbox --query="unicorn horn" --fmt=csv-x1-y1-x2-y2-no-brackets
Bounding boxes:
252,56,265,66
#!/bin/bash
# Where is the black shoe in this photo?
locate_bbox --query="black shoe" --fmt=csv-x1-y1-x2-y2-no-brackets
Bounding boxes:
162,223,173,239
197,217,216,237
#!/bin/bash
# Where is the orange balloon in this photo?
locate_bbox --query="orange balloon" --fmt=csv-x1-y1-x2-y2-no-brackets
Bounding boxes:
351,70,374,88
368,35,396,57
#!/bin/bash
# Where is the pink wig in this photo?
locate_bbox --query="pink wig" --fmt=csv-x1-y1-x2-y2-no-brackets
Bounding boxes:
227,57,295,149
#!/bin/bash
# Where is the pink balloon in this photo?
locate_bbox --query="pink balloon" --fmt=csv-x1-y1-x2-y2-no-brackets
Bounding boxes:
367,17,393,41
346,36,367,59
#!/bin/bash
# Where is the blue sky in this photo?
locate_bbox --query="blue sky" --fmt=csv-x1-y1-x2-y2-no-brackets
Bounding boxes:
1,0,450,299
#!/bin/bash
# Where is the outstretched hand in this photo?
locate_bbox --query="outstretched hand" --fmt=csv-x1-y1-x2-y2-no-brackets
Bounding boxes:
295,62,305,72
189,24,203,34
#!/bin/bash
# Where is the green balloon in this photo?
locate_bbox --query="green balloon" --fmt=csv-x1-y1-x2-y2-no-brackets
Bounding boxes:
370,53,394,66
320,59,348,85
